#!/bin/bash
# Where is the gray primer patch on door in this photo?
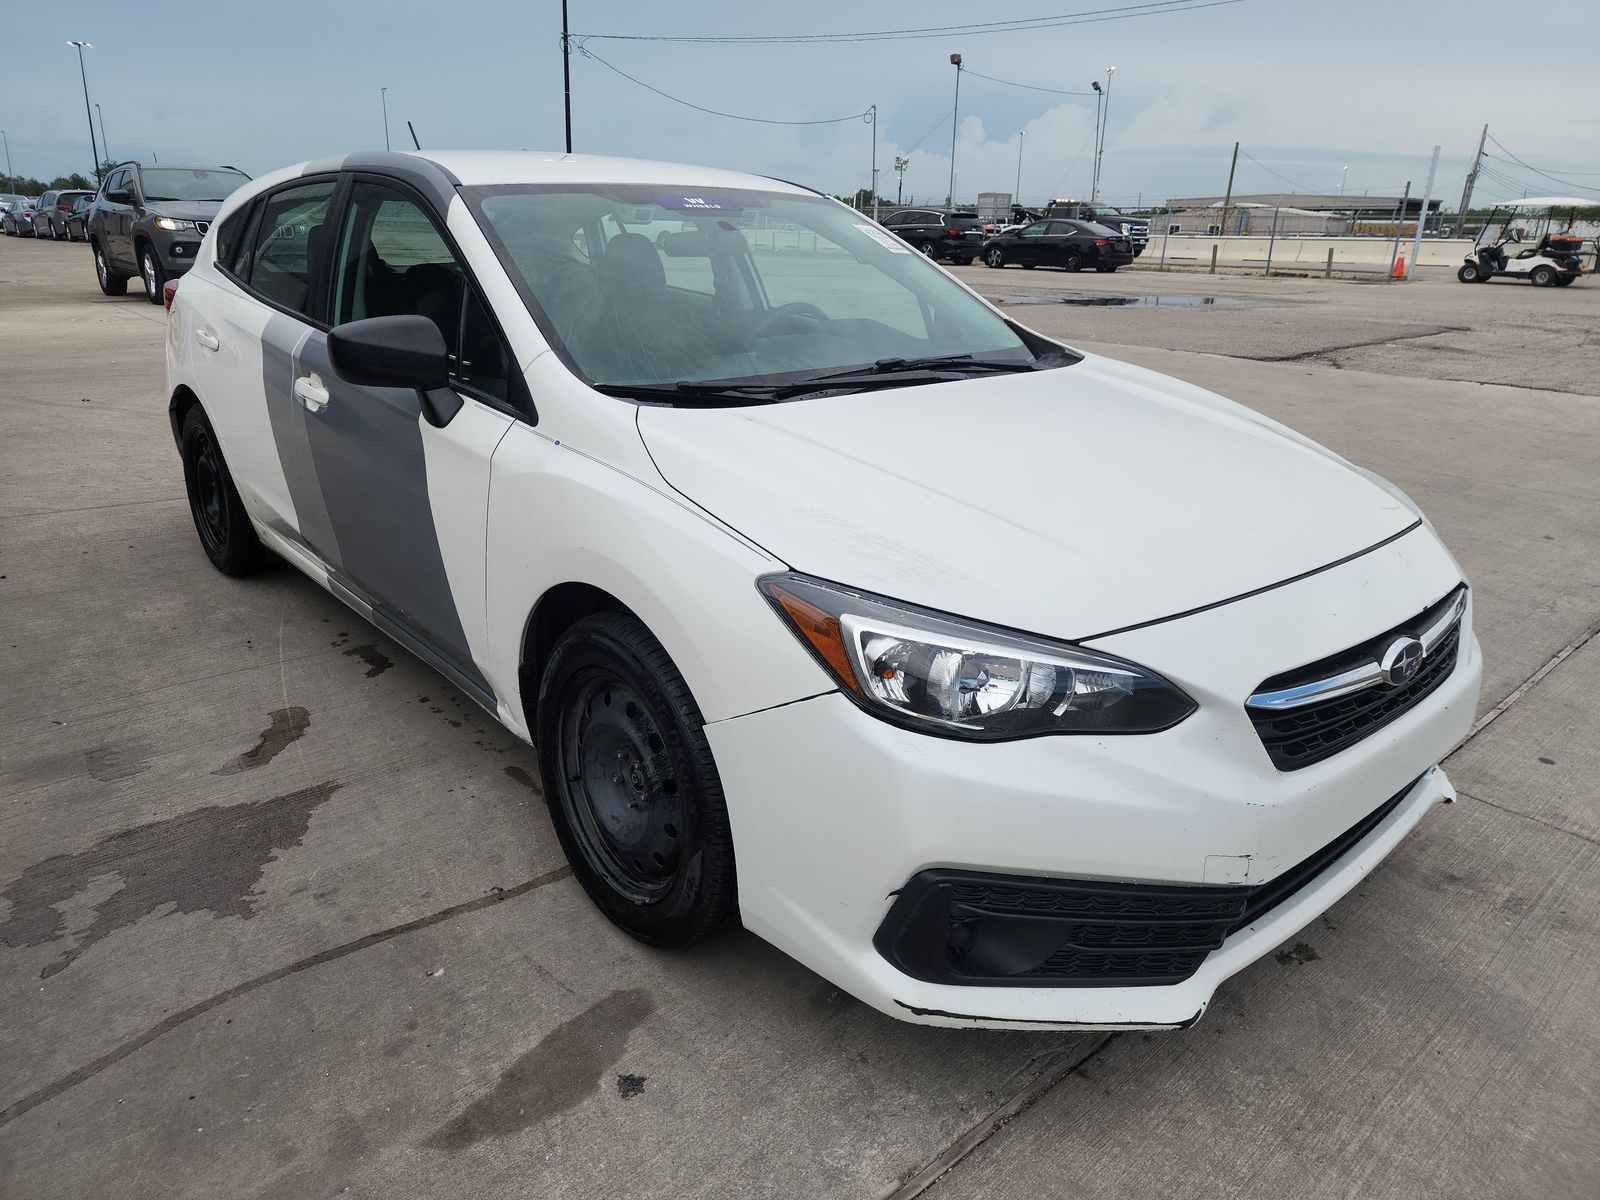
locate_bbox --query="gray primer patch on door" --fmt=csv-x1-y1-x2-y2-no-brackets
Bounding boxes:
261,311,343,570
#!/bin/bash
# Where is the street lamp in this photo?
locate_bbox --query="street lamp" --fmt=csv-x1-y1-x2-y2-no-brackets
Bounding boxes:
1015,130,1025,206
67,41,102,186
95,103,110,166
1092,66,1115,203
380,87,391,151
1339,165,1349,196
947,53,962,208
1090,81,1103,201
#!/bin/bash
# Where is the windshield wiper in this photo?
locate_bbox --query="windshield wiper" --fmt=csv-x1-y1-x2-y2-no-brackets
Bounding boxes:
858,354,1037,377
593,381,785,405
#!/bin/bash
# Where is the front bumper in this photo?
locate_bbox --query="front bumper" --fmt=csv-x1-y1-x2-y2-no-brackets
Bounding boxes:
705,524,1481,1029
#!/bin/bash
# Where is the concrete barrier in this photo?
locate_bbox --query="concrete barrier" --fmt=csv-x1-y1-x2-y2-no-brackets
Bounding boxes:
1149,234,1474,271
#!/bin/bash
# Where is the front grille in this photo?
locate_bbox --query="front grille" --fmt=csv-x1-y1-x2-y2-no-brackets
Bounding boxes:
874,780,1415,987
1248,586,1465,771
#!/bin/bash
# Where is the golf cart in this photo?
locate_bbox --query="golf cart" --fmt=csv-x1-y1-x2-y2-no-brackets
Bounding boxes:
1458,196,1590,287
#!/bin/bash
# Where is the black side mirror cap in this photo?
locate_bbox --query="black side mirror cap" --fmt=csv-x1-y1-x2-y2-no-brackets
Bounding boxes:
105,190,131,204
328,315,450,390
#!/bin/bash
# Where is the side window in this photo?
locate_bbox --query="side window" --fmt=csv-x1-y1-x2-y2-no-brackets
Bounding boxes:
215,204,254,271
332,181,512,401
1019,222,1047,238
239,180,337,318
1047,221,1075,235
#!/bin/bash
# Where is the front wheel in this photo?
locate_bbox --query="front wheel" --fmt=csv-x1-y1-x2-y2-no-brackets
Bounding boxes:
984,247,1006,268
537,611,737,948
94,245,129,296
1529,265,1556,287
181,407,271,575
1457,263,1480,283
140,247,166,304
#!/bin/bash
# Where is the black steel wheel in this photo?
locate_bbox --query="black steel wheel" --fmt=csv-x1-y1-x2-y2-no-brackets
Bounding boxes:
181,407,270,575
537,611,736,947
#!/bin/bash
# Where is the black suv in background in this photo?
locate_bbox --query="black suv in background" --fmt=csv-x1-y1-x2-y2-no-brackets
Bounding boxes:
89,162,250,303
33,189,96,239
880,208,985,263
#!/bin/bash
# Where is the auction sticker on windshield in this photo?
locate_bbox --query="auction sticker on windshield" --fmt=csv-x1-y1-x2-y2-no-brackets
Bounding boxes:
654,195,743,212
855,223,912,253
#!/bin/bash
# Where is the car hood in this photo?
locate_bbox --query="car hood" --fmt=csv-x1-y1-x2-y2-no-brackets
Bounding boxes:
147,201,224,221
635,353,1418,641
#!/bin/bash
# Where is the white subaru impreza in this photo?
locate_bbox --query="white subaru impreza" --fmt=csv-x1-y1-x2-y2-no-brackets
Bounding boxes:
165,151,1481,1030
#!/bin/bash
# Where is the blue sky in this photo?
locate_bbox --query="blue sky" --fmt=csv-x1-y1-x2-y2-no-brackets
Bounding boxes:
4,1,1598,208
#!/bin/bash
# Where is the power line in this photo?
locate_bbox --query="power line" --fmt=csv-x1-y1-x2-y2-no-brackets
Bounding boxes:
575,45,872,125
904,109,955,154
1237,149,1316,194
573,0,1247,45
962,68,1095,96
1482,137,1599,195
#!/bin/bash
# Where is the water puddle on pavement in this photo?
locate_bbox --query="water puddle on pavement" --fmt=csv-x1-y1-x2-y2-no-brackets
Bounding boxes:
992,292,1258,308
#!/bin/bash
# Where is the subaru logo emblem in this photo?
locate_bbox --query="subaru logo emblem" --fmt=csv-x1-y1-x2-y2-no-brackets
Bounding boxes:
1379,637,1425,686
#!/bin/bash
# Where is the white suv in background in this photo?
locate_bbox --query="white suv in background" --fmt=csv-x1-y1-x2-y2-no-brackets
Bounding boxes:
165,151,1481,1030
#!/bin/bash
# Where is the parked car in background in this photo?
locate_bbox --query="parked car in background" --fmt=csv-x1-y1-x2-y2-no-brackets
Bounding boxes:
1041,198,1151,257
167,149,1480,1031
2,197,39,236
89,162,251,303
63,193,96,242
33,188,96,240
879,208,985,263
981,218,1136,272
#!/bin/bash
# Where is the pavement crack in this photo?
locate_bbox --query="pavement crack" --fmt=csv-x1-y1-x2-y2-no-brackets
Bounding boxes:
1254,324,1469,363
0,865,573,1130
1457,790,1600,851
881,1033,1118,1200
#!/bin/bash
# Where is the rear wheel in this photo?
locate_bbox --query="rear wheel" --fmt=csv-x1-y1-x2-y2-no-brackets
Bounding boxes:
919,242,936,259
537,611,737,948
984,247,1006,268
140,246,165,304
180,407,270,575
1062,250,1083,273
1457,263,1480,283
94,244,129,296
1529,265,1556,287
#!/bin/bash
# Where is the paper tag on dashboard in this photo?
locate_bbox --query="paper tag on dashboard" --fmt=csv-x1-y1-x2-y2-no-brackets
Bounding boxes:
854,223,912,253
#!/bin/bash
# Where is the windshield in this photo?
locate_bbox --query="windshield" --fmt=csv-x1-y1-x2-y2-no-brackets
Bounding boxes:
139,168,248,203
466,184,1059,396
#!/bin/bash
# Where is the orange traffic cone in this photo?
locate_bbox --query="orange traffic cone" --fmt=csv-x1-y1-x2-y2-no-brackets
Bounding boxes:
1391,250,1406,279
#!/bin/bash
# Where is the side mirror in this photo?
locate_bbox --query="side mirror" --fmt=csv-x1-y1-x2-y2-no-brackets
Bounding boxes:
105,189,131,204
327,315,463,427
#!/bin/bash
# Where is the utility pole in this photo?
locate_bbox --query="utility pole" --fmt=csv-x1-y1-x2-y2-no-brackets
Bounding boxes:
946,54,962,207
1405,145,1440,281
380,88,391,151
895,155,909,206
1387,180,1411,279
1455,123,1488,236
3,129,15,193
1015,130,1025,206
561,0,573,153
67,41,101,186
868,105,879,222
1220,140,1239,236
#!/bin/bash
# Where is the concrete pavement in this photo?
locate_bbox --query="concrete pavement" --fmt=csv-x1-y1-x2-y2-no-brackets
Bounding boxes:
1,236,1596,1198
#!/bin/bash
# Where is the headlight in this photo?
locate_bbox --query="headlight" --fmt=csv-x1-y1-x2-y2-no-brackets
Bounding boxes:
154,217,196,232
759,573,1195,740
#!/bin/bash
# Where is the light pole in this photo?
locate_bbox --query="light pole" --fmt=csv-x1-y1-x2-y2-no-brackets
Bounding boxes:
1090,80,1103,201
1,129,13,194
1015,130,1025,206
380,87,391,151
1339,165,1348,196
946,53,962,208
68,41,102,186
1092,66,1115,203
867,105,879,222
95,103,110,166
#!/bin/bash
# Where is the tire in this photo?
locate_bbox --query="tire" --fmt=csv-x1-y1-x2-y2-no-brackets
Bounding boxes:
1062,250,1083,273
1529,265,1556,287
94,244,129,296
180,407,271,575
984,247,1006,269
536,611,737,948
1457,264,1479,283
139,245,165,305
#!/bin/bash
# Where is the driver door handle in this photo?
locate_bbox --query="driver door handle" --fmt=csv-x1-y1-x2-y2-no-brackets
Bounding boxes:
294,373,331,412
195,330,220,352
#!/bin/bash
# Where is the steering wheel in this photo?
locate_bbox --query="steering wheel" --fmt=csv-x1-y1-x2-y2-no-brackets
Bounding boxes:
751,302,829,338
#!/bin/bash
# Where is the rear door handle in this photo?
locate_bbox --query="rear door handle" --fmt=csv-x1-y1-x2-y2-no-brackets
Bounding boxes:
195,330,220,352
294,373,330,412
